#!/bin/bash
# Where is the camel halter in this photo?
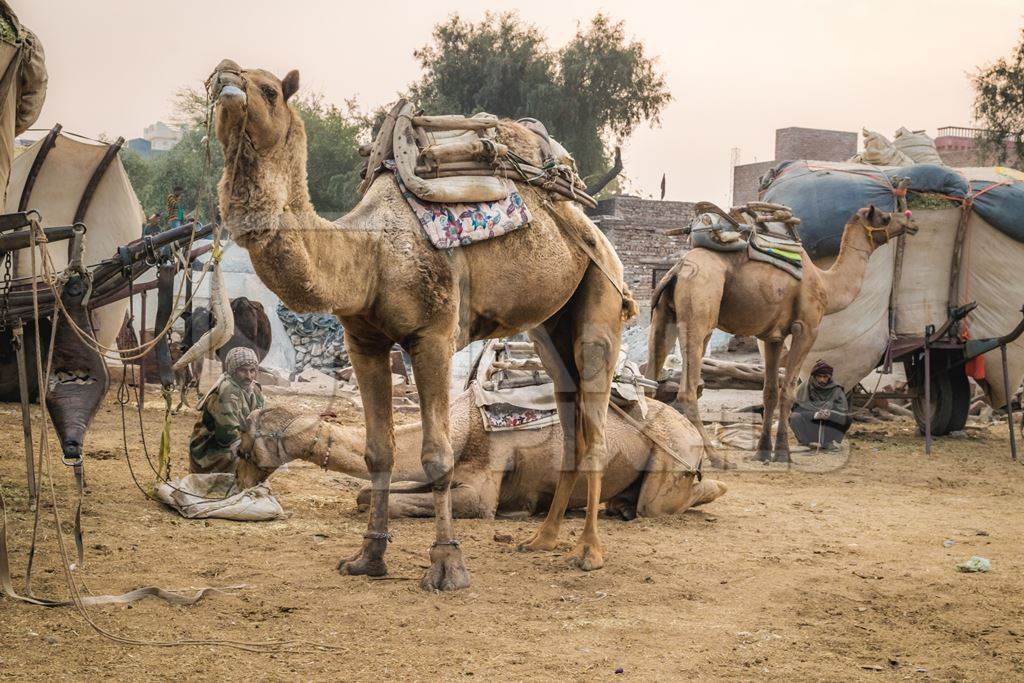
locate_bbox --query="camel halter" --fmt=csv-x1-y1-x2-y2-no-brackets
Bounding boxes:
862,220,893,247
244,414,337,471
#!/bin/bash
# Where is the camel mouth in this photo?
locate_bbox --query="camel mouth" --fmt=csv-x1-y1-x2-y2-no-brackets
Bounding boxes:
218,84,247,105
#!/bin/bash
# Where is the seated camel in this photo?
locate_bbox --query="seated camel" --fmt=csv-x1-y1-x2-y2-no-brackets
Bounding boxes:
236,390,726,519
646,205,917,463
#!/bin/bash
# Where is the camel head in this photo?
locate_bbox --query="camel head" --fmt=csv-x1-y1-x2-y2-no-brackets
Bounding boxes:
855,205,918,249
209,59,307,241
211,59,301,154
235,405,302,488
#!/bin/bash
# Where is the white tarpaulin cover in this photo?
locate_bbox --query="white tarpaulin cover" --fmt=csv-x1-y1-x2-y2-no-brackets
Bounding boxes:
5,133,144,348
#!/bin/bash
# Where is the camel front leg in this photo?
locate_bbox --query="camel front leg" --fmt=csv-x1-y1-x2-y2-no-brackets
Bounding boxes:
774,323,816,463
408,339,470,591
337,342,394,578
756,340,783,463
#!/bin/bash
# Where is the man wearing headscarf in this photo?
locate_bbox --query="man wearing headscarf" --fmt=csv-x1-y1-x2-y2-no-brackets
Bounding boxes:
0,2,47,203
188,346,265,473
789,359,850,450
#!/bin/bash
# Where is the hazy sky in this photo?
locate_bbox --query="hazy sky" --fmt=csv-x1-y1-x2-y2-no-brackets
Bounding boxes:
16,0,1023,204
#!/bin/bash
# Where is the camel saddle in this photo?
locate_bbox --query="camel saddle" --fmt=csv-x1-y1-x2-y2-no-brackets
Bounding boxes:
358,99,594,208
688,201,804,280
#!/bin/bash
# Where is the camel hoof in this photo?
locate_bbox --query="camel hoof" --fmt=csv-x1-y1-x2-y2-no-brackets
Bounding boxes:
773,451,792,464
753,449,772,463
420,545,470,592
567,543,604,571
337,548,387,578
516,531,559,553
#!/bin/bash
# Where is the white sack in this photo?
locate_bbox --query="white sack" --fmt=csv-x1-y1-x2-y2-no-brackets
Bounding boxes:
156,473,285,521
893,127,943,165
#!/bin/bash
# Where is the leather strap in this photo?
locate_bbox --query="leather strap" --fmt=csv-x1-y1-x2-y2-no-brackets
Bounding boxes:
609,401,701,478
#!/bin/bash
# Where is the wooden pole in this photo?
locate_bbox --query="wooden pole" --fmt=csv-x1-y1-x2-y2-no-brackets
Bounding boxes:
138,290,147,409
924,326,933,456
1001,343,1018,462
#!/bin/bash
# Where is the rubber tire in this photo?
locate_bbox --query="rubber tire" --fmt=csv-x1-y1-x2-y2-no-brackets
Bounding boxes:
946,366,971,433
912,364,970,436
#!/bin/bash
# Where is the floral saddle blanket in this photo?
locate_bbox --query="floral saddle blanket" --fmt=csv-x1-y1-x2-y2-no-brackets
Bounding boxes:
387,162,533,249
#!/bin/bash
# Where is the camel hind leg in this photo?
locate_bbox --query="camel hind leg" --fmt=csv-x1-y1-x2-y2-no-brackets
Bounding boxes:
518,315,580,553
520,266,621,571
672,263,724,452
646,291,678,384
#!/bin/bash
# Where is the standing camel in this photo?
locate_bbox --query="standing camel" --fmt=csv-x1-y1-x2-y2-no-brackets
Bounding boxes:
647,206,916,462
210,60,636,591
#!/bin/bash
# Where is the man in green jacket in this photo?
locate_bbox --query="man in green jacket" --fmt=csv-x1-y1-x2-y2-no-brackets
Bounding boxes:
789,359,851,450
189,346,265,474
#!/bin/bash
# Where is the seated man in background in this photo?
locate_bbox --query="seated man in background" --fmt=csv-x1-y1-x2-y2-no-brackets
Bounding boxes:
189,346,265,473
789,359,850,451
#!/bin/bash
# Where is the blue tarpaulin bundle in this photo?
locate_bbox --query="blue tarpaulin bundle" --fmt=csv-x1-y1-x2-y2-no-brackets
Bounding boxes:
761,161,1024,259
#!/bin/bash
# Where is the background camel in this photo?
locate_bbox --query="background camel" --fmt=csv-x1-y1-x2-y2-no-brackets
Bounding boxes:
237,389,726,519
211,60,636,591
647,206,917,462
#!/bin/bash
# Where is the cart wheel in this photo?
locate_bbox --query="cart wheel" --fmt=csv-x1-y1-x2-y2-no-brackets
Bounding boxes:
911,362,970,436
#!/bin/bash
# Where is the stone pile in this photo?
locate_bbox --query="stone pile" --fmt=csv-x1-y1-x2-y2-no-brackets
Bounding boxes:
276,304,349,375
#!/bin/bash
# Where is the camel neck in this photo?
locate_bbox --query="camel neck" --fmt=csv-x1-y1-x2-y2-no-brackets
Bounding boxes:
286,418,426,482
820,219,875,314
219,125,378,317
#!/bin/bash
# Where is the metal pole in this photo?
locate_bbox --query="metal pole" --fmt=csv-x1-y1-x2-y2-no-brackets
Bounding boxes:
12,321,36,501
1001,343,1018,462
139,289,147,409
924,326,933,456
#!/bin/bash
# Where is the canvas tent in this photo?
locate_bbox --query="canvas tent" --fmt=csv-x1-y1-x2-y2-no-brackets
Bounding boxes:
761,160,1024,408
5,132,143,350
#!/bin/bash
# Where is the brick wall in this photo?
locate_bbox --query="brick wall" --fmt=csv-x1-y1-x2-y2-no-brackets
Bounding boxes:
731,160,778,205
589,196,692,320
775,127,857,162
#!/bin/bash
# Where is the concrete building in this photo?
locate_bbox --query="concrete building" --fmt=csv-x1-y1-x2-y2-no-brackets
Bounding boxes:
126,137,152,156
933,126,1019,168
731,127,858,205
142,121,183,152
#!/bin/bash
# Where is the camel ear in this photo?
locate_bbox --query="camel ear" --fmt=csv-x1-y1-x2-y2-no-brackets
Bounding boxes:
281,70,300,102
866,205,877,223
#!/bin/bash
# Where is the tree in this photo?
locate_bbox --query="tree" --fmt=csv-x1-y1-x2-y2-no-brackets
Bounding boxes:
295,96,367,214
973,27,1024,166
122,91,368,219
410,12,670,182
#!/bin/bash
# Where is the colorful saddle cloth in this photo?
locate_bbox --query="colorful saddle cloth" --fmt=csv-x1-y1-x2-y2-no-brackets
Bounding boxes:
747,231,804,280
388,163,533,249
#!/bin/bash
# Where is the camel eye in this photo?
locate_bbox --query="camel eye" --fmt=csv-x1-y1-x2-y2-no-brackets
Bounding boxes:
260,84,278,103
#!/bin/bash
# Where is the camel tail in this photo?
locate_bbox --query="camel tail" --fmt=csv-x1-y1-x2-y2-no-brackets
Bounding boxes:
621,286,640,322
646,276,678,382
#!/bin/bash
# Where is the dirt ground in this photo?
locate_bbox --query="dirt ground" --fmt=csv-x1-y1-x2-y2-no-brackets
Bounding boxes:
1,385,1023,682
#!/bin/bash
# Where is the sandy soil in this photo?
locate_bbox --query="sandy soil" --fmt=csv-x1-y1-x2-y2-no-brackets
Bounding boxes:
1,386,1023,682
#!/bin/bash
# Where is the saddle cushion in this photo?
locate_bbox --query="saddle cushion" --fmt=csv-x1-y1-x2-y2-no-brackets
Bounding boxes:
388,162,533,249
691,228,747,252
748,232,804,280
